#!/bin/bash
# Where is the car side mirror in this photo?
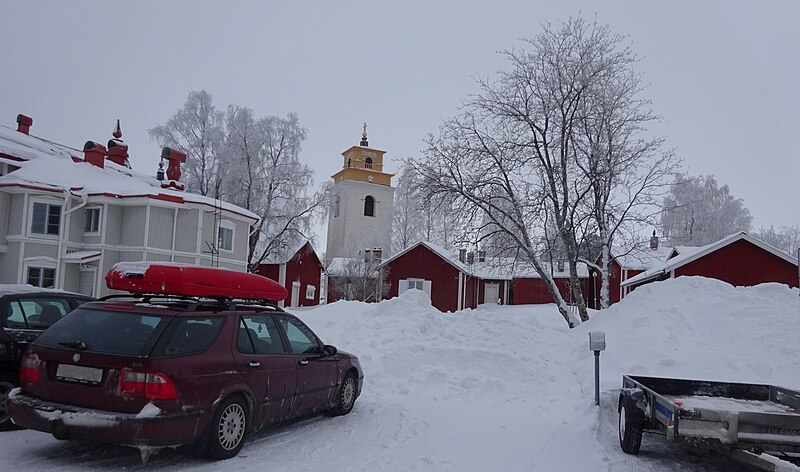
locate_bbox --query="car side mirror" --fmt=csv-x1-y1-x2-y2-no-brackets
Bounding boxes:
323,345,337,357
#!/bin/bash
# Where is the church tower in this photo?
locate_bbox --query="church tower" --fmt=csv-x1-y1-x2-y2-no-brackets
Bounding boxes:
326,123,395,260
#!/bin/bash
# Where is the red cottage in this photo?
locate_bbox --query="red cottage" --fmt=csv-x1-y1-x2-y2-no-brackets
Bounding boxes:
256,241,323,307
621,232,799,292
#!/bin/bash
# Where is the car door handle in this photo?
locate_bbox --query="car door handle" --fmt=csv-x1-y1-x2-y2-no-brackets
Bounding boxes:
248,361,261,368
298,359,309,366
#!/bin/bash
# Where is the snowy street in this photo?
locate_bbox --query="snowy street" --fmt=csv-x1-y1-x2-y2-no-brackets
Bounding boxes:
2,277,799,471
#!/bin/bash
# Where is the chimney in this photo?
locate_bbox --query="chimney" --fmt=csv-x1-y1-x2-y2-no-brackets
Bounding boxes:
161,147,187,182
467,251,474,265
83,141,107,168
363,248,371,263
478,250,486,262
106,119,130,167
373,248,383,261
16,114,33,135
459,249,466,263
650,230,659,250
557,260,565,272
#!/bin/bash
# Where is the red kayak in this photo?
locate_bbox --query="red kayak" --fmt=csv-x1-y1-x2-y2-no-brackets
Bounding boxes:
105,262,288,301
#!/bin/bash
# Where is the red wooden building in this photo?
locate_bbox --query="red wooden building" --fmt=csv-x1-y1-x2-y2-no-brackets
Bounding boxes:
256,241,323,307
379,241,589,312
621,232,799,292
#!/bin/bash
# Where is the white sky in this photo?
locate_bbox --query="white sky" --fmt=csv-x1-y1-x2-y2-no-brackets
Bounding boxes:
2,1,798,242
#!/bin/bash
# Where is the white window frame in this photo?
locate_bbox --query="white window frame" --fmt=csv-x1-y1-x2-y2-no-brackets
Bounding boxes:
407,279,424,291
28,197,63,239
84,206,102,234
217,219,235,253
305,284,316,300
24,262,58,288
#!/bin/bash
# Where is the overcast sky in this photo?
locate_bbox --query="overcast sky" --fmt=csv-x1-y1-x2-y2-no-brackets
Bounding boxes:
2,1,798,245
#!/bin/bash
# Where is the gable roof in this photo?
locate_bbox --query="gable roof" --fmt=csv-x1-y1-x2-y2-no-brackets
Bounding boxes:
0,125,258,221
621,232,798,287
380,241,589,280
262,240,322,266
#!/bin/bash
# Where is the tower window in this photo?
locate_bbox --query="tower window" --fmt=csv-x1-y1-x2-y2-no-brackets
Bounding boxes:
364,157,373,169
334,196,340,217
347,158,352,167
364,195,375,217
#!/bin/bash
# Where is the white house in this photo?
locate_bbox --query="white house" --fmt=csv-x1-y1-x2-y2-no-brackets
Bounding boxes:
0,114,258,297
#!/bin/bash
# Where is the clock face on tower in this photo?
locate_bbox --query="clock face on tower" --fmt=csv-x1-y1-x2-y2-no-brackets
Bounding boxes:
368,175,374,182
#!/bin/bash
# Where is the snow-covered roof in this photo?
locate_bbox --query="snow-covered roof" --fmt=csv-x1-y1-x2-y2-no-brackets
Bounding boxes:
614,246,674,271
0,284,79,297
621,232,798,287
262,240,320,265
379,241,589,280
0,125,258,221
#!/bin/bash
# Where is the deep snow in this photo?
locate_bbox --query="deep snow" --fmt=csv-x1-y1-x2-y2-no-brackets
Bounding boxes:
1,276,799,471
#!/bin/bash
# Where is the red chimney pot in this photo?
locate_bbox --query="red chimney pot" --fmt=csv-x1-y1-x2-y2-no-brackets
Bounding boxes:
16,114,33,134
161,147,187,182
83,141,107,168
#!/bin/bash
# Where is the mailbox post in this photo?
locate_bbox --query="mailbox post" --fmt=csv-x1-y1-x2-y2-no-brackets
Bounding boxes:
589,331,606,406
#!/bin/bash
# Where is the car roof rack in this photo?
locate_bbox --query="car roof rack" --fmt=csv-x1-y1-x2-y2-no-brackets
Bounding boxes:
97,294,286,313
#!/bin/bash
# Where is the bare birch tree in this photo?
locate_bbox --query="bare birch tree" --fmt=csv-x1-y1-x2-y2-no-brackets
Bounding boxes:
415,17,657,326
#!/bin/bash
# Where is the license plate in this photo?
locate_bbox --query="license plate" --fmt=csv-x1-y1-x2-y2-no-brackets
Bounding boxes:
56,364,103,385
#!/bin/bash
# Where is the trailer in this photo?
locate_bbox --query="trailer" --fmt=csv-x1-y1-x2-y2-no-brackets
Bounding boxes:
618,375,800,471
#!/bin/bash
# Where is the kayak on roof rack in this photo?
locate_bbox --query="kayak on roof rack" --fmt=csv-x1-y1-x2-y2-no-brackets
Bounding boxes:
105,262,288,301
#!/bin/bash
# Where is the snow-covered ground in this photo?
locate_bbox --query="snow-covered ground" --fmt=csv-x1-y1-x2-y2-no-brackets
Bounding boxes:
2,276,799,471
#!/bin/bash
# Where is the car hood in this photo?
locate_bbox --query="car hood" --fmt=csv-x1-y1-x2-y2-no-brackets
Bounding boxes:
337,350,358,360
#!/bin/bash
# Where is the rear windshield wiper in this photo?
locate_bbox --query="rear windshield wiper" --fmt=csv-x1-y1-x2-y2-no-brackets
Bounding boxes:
58,341,87,350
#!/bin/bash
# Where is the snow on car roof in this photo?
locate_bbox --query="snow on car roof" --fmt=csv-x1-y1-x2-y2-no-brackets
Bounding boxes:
0,284,82,297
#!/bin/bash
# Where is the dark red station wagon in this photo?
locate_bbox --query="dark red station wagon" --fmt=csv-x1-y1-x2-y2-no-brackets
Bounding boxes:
8,264,363,460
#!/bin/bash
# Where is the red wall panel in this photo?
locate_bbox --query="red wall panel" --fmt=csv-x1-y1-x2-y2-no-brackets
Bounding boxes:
676,239,798,287
385,245,462,312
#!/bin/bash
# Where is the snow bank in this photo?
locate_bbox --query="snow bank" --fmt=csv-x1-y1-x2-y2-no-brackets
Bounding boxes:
2,276,798,471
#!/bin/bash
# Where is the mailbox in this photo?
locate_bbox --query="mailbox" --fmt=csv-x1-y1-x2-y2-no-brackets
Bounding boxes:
589,331,606,352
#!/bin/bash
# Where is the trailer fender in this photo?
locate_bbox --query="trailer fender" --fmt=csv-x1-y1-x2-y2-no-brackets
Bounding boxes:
619,388,646,419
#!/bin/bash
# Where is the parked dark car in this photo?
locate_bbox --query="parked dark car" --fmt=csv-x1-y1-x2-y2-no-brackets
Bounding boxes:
8,297,363,459
0,285,93,430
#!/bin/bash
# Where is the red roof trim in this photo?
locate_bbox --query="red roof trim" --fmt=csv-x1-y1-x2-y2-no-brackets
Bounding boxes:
0,152,28,162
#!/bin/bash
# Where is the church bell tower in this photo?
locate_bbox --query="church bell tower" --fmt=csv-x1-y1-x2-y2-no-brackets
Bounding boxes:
325,123,395,261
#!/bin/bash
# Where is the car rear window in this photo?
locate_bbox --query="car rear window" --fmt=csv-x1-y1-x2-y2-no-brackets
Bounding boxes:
35,307,169,356
151,317,225,357
3,297,74,329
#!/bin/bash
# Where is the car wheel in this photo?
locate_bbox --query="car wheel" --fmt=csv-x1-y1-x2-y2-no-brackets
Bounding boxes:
619,402,643,454
326,372,357,417
205,396,248,460
0,377,20,431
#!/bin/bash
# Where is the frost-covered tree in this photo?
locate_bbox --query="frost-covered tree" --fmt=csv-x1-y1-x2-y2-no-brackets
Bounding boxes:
661,174,752,247
414,17,655,327
755,224,800,256
222,107,326,270
148,90,225,197
392,162,460,252
572,42,678,309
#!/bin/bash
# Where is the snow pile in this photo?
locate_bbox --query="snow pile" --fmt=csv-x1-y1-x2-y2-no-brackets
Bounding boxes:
2,276,798,471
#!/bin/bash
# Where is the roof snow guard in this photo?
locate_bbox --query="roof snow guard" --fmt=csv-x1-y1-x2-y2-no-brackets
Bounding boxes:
106,263,288,301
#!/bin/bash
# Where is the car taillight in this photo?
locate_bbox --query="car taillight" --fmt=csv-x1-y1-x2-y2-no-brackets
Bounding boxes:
19,353,40,384
118,368,178,400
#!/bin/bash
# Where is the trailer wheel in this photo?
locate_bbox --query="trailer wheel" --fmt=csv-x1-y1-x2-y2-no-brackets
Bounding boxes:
619,401,643,454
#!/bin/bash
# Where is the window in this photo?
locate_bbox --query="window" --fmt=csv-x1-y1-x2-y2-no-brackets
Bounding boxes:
84,207,101,233
152,317,225,357
305,284,316,300
3,297,72,329
364,157,373,169
27,267,56,288
407,279,424,291
31,202,61,236
35,309,170,356
334,196,340,218
218,220,235,252
364,195,375,217
278,316,321,354
238,315,285,354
